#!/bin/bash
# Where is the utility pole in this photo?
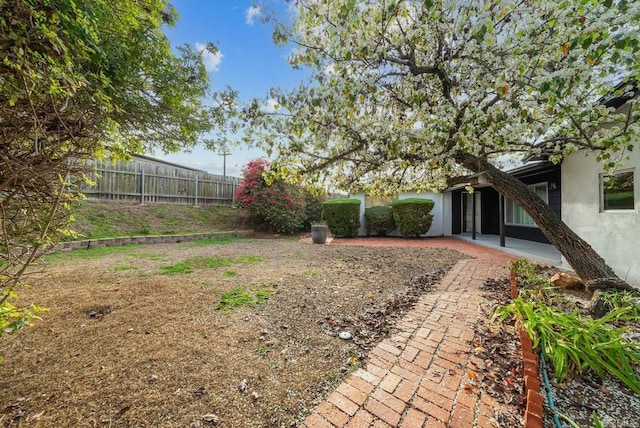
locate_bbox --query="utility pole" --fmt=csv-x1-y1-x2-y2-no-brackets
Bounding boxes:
219,150,232,203
220,151,231,181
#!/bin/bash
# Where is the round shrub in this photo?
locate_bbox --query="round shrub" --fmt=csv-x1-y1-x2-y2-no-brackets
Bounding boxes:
391,198,434,237
323,198,361,238
364,205,395,236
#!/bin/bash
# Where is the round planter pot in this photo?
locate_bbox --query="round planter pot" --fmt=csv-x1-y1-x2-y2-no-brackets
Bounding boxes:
310,225,328,244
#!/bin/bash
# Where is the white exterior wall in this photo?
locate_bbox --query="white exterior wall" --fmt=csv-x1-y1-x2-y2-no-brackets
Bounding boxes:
442,192,453,236
351,194,368,236
561,149,640,288
353,192,444,237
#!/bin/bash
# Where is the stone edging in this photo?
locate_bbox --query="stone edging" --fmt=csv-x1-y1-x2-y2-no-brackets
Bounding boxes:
50,230,254,252
510,270,544,428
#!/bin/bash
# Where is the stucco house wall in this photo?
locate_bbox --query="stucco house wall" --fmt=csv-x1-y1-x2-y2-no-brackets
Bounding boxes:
351,193,368,236
442,192,453,236
561,149,640,288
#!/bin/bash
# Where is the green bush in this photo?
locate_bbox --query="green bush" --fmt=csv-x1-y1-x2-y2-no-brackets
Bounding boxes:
391,198,434,236
303,189,326,228
235,159,311,233
323,198,361,238
493,298,640,394
364,206,395,236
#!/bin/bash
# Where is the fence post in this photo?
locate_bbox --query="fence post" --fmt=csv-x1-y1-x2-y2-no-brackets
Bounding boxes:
140,169,145,204
194,174,199,206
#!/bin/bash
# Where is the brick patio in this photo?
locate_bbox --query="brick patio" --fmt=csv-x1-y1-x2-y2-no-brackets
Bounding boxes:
301,237,517,428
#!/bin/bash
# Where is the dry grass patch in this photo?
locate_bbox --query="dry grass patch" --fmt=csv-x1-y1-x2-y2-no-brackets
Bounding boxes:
1,238,465,427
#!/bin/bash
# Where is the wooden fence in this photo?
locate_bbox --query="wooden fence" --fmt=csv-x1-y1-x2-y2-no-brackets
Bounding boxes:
82,157,240,206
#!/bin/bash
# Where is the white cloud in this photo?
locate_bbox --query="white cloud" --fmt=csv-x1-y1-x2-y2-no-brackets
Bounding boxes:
245,6,261,25
195,42,223,72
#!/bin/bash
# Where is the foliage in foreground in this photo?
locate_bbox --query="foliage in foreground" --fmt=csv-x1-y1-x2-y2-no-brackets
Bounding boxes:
1,0,223,348
493,297,640,394
0,296,48,363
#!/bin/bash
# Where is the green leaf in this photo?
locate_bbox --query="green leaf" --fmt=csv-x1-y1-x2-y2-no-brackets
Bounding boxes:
493,297,640,392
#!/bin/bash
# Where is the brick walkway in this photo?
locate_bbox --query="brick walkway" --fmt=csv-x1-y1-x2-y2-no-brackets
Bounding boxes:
301,237,517,428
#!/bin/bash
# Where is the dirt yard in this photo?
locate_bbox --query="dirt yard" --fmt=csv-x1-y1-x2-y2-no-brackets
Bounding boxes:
0,237,466,427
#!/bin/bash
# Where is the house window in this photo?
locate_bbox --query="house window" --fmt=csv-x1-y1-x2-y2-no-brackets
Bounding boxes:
601,170,635,211
505,183,548,227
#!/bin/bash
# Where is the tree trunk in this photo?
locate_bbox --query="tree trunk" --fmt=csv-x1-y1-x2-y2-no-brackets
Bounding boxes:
456,154,634,293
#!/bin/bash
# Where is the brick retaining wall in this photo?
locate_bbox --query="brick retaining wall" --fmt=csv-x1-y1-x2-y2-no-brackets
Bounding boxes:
50,230,254,252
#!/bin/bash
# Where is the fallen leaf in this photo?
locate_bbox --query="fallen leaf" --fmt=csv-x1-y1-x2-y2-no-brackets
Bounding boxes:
468,370,478,380
201,413,219,424
116,406,131,417
26,410,45,422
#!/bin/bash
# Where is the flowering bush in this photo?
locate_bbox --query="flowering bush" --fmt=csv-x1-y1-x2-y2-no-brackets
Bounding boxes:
235,159,309,233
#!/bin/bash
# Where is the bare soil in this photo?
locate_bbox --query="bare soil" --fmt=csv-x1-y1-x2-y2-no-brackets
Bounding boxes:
0,237,466,427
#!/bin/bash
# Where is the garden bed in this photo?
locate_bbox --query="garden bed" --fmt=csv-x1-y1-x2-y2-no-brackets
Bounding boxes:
503,262,640,427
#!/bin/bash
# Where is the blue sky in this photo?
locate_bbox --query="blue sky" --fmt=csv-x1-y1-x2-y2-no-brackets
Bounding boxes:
154,1,303,177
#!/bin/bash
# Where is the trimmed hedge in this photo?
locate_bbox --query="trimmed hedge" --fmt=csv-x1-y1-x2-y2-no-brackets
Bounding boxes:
364,205,395,236
323,198,361,238
391,198,434,237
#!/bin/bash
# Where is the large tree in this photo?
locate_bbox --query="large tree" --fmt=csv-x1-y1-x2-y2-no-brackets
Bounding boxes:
0,0,222,347
228,0,640,294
